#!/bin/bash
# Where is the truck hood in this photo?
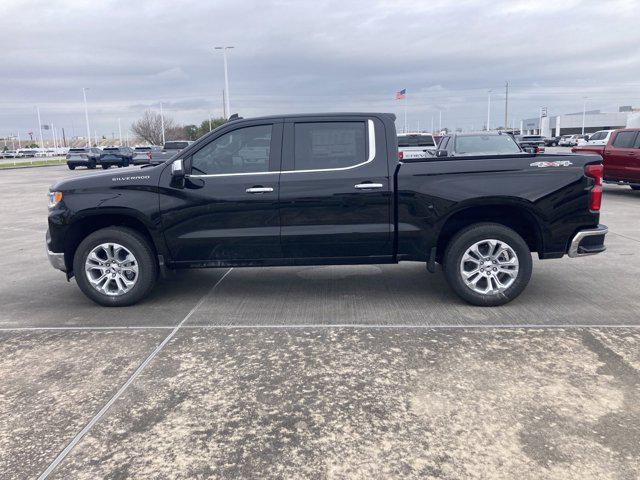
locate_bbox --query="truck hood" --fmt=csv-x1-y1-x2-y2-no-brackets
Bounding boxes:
50,164,163,192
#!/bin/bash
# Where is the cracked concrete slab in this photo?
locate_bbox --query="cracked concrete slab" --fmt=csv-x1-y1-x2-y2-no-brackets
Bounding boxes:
0,330,166,479
50,328,640,479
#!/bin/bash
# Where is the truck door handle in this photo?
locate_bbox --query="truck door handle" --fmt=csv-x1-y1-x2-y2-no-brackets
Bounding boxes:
354,183,384,190
246,187,274,194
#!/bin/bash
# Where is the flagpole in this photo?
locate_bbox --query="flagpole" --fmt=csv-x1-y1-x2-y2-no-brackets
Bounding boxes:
404,95,408,133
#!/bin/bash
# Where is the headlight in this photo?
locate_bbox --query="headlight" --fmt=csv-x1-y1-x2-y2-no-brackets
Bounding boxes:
48,191,63,208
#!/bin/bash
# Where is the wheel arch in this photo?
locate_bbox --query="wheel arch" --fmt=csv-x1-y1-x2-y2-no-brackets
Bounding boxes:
63,209,164,274
435,203,544,262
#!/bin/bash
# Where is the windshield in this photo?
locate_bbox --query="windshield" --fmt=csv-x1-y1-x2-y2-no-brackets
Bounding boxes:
103,147,119,152
134,147,151,151
164,141,189,150
69,148,87,153
454,135,521,155
398,135,436,147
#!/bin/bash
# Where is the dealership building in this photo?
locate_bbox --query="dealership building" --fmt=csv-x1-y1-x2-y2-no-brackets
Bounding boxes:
520,107,638,137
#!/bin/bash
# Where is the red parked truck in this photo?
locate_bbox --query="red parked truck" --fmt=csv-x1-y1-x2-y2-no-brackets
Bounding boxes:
572,128,640,190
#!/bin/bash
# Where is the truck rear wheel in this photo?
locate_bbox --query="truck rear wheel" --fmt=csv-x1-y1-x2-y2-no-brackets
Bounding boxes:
443,223,532,306
73,227,158,307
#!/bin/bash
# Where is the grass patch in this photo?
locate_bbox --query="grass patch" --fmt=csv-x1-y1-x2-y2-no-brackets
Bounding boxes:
0,158,66,169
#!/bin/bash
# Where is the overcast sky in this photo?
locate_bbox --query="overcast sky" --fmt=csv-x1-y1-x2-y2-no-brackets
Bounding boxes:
2,0,639,141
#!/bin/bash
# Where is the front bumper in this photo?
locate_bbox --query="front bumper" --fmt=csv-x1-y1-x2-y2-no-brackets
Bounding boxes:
47,248,67,271
568,224,608,257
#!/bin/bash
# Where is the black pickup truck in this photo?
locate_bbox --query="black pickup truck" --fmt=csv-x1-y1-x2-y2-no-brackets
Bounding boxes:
46,113,607,307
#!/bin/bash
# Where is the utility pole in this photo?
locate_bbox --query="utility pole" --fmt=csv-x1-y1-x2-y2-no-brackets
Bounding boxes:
36,106,44,148
118,118,123,146
487,90,492,131
504,81,509,130
581,97,587,135
17,131,21,149
61,128,66,147
439,110,442,132
82,88,91,147
214,46,234,118
160,102,166,145
209,113,213,132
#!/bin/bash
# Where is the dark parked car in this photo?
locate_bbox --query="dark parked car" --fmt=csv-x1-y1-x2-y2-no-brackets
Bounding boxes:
544,136,561,147
46,112,606,307
99,147,134,169
435,132,528,157
515,135,546,153
66,148,102,170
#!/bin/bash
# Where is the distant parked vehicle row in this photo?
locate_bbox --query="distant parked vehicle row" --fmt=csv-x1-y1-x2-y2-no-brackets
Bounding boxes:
66,146,139,170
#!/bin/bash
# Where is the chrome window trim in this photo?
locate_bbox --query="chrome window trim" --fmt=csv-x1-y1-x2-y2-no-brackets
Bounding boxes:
188,119,376,178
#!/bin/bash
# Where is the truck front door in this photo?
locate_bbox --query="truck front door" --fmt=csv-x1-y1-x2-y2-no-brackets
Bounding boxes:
278,116,393,260
159,121,283,264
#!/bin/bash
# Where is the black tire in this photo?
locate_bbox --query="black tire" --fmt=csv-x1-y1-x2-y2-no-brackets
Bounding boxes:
73,227,158,307
89,161,96,169
102,164,109,169
630,185,640,191
442,223,533,306
68,165,76,170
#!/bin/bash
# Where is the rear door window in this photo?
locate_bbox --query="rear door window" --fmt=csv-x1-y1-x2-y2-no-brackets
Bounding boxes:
293,122,366,171
612,131,638,148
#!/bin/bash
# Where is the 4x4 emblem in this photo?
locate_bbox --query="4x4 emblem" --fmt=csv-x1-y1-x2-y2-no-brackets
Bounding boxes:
530,161,573,168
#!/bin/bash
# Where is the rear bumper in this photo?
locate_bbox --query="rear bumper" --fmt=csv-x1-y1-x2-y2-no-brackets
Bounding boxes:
568,224,608,258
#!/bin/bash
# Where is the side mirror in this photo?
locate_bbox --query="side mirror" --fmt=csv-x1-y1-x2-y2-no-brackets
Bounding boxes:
170,159,185,188
171,158,185,178
435,149,448,157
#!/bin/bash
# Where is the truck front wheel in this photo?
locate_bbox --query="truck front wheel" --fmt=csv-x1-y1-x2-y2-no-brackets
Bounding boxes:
443,223,532,306
73,227,158,307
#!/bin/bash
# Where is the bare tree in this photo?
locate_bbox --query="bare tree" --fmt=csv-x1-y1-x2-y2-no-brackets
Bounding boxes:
131,110,177,145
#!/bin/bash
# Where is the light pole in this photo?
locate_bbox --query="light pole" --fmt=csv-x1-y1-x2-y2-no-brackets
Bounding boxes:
160,102,166,145
118,118,123,146
36,106,44,149
581,97,588,135
486,90,492,131
214,46,234,119
82,88,91,147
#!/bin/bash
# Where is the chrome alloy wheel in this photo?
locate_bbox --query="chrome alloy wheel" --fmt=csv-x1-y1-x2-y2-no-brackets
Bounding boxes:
84,243,139,296
459,239,519,295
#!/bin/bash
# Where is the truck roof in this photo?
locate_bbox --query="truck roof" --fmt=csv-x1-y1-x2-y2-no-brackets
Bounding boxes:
225,112,397,124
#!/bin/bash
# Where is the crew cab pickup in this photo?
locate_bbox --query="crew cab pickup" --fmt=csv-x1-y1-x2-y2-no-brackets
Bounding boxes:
149,140,193,164
572,128,640,190
398,133,437,159
46,113,607,307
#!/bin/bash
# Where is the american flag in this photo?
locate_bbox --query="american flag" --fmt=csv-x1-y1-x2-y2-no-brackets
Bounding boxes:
395,89,406,100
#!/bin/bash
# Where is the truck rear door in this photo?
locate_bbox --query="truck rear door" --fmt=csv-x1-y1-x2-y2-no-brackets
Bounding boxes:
278,116,393,260
605,130,639,182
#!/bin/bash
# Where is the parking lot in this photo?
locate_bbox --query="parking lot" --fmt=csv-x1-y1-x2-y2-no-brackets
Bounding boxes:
1,164,639,478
